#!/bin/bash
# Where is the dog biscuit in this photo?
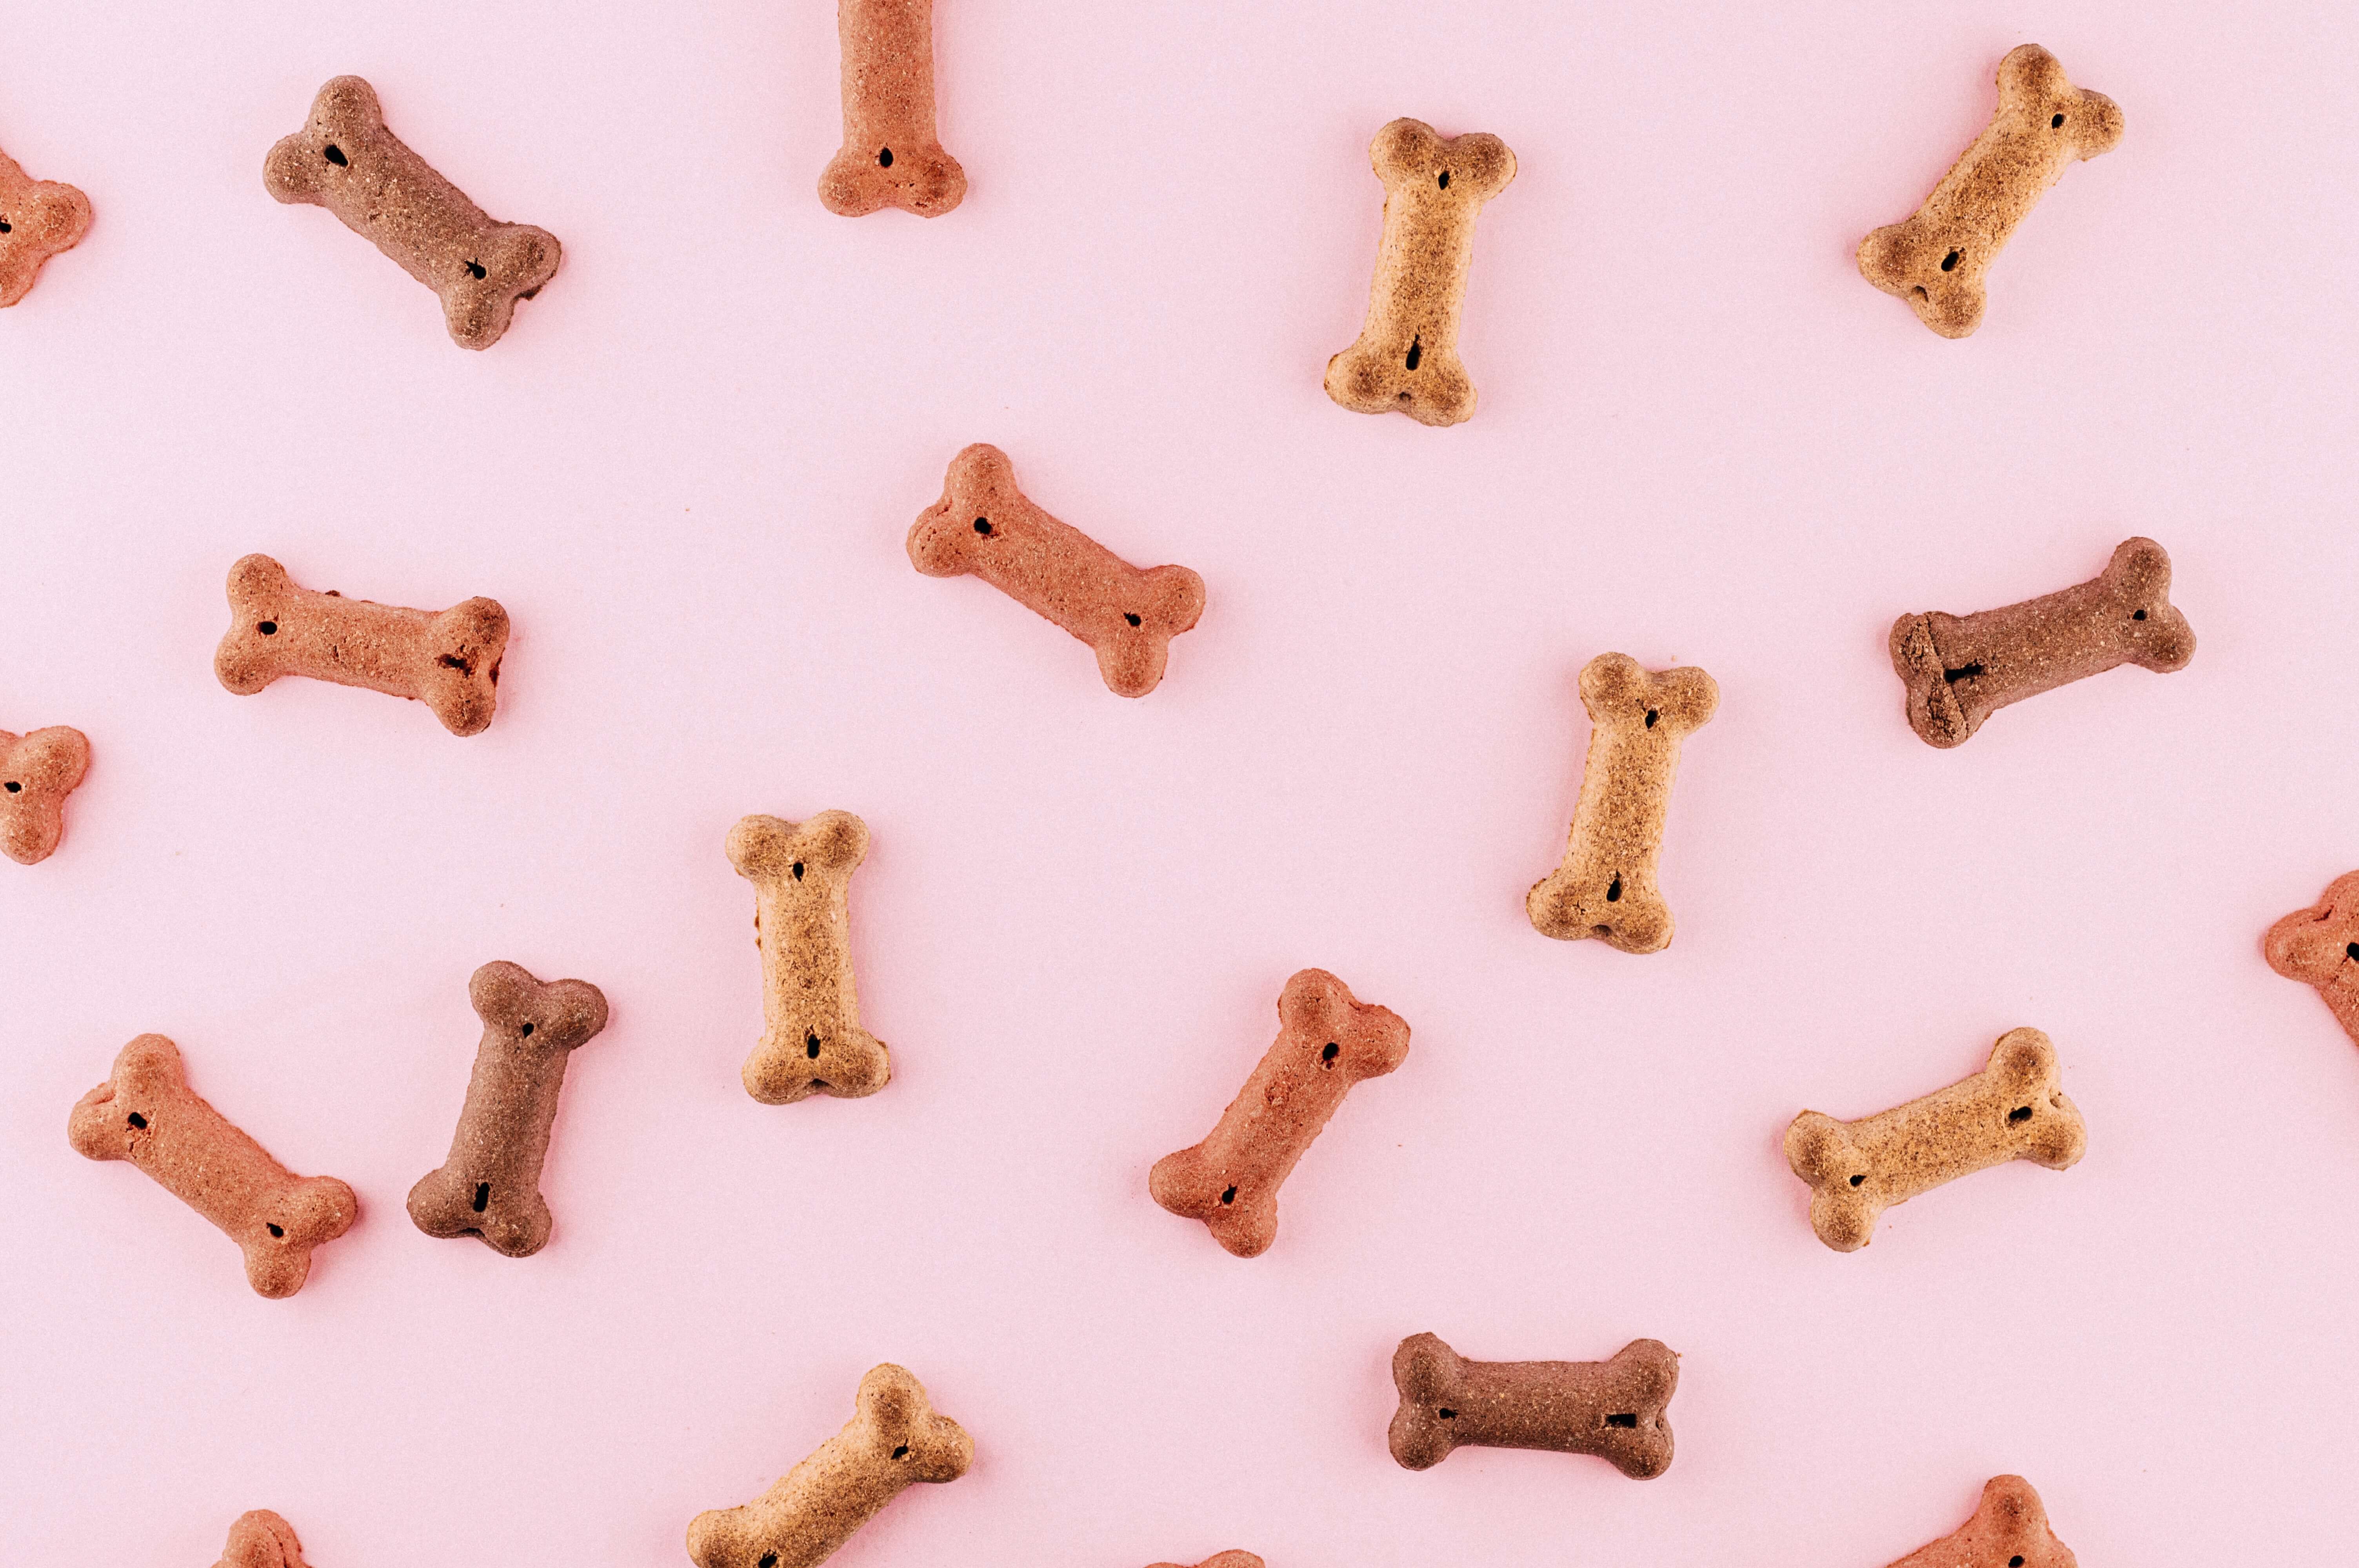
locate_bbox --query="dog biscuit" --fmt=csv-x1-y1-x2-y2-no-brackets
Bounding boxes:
407,961,610,1258
1785,1028,2085,1253
821,0,967,217
1859,45,2122,338
0,144,91,307
1889,537,2192,749
1149,969,1410,1258
68,1035,357,1298
908,443,1205,698
1527,653,1717,954
1389,1332,1678,1478
1888,1475,2077,1568
728,811,891,1105
687,1363,971,1568
1,724,89,866
264,76,561,349
2264,872,2359,1049
213,1510,310,1568
1149,1556,1263,1568
1325,118,1516,426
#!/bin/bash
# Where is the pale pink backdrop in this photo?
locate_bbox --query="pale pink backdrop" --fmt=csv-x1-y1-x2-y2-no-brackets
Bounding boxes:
4,2,2355,1563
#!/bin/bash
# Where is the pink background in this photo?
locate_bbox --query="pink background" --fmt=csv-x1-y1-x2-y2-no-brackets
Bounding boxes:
4,2,2357,1563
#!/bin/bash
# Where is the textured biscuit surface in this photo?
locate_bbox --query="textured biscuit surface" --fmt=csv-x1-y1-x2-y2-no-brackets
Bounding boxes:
214,1509,310,1568
2264,871,2359,1049
822,0,966,216
264,76,560,349
67,1035,358,1298
1859,45,2122,338
1149,1556,1264,1568
0,146,91,307
1149,969,1410,1258
0,724,90,866
1326,118,1516,426
1389,1332,1678,1477
1887,1475,2077,1568
687,1363,971,1568
909,444,1206,698
729,812,892,1104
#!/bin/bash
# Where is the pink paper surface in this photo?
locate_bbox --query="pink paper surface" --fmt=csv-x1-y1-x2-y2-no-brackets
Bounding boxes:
4,3,2356,1563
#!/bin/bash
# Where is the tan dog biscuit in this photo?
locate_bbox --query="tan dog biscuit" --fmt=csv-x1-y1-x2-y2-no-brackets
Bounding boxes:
1785,1028,2085,1253
1888,1475,2077,1568
908,444,1206,698
1527,653,1717,954
0,145,91,307
1859,45,2122,338
1149,969,1410,1258
214,1510,310,1568
687,1363,972,1568
265,76,561,350
407,961,609,1258
213,553,509,737
821,0,966,217
728,811,891,1105
1,724,90,866
1389,1332,1678,1478
2264,872,2359,1049
1326,118,1516,427
1149,1556,1264,1568
68,1035,357,1298
1890,537,2193,749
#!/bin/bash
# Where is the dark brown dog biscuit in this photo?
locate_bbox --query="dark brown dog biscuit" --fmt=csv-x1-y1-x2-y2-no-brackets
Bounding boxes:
2264,872,2359,1049
1149,969,1410,1258
1859,45,2122,338
0,145,91,307
728,812,892,1105
1149,1556,1263,1568
68,1035,357,1298
1890,537,2193,748
407,961,609,1258
1888,1475,2077,1568
264,76,560,350
213,553,509,736
1388,1332,1678,1478
214,1510,310,1568
820,0,966,217
908,444,1206,698
0,724,89,866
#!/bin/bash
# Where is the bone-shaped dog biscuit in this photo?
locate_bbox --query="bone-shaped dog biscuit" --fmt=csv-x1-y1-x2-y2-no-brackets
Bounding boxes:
214,1510,311,1568
1,724,90,866
1389,1332,1678,1478
1785,1028,2085,1253
213,553,509,737
1527,653,1718,954
0,145,91,307
909,444,1205,698
68,1035,357,1298
1890,537,2193,749
1149,1555,1264,1568
2264,871,2359,1050
1325,118,1516,427
1150,969,1410,1258
407,961,609,1258
820,0,967,217
1859,45,2122,339
1888,1475,2078,1568
265,76,561,350
728,811,892,1105
687,1363,971,1568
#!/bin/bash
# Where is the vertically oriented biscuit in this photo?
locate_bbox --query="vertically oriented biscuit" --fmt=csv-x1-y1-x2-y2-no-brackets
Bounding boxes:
1388,1332,1679,1478
68,1036,358,1298
687,1363,971,1568
1527,653,1718,954
214,1510,311,1568
1889,537,2193,748
0,724,90,866
1149,969,1410,1258
213,553,509,736
0,144,91,307
820,0,967,216
1785,1028,2086,1253
264,76,561,349
407,961,611,1258
908,444,1206,698
1325,118,1516,426
2264,872,2359,1049
728,811,892,1105
1859,45,2123,338
1887,1475,2078,1568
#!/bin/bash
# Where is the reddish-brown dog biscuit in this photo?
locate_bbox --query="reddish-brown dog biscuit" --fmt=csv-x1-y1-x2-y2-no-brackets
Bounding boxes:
1,724,90,866
0,145,91,307
728,811,892,1105
908,444,1206,698
214,1510,311,1568
2264,871,2359,1048
1859,45,2122,338
68,1035,357,1298
264,76,561,350
1888,1475,2077,1568
1149,969,1410,1258
213,553,509,736
1890,537,2193,749
1389,1332,1678,1477
1149,1556,1263,1568
821,0,966,217
407,961,610,1258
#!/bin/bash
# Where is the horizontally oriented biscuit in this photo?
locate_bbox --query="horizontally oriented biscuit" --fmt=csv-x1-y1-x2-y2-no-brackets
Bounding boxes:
1887,1475,2077,1568
0,724,90,866
2264,872,2359,1050
821,0,967,216
1389,1332,1678,1478
1149,1556,1264,1568
213,1510,311,1568
0,143,91,307
728,811,892,1104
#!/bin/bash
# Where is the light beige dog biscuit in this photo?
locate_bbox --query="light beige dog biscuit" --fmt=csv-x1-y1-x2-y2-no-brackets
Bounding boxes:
1389,1332,1678,1478
1859,45,2123,338
1785,1028,2085,1253
1527,653,1718,954
821,0,966,217
0,144,91,307
1888,1475,2077,1568
1149,1556,1263,1568
2264,871,2359,1049
1,724,89,866
214,1510,311,1568
728,811,891,1105
1326,118,1516,426
687,1363,971,1568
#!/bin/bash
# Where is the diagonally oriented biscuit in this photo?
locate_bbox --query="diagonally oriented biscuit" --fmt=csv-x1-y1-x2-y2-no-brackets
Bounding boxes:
820,0,967,217
407,961,610,1258
68,1035,358,1298
213,553,509,737
213,1510,311,1568
2264,872,2359,1050
1389,1332,1678,1478
728,811,892,1105
1785,1028,2085,1253
1149,969,1410,1258
1888,1475,2077,1568
687,1363,971,1568
264,76,561,350
0,724,90,866
1326,118,1516,427
1859,45,2123,339
1890,537,2193,749
0,144,91,307
908,444,1205,698
1527,653,1718,955
1149,1556,1264,1568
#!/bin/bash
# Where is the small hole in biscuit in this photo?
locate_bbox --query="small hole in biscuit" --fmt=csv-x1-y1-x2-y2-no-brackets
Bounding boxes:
1607,876,1623,902
2050,113,2065,128
464,259,486,280
1438,1407,1456,1419
2,781,16,793
892,1443,910,1459
1592,924,1610,936
973,516,993,535
1943,662,1984,683
1397,391,1411,400
879,147,895,168
2132,608,2147,620
1849,1174,1866,1187
1220,1185,1237,1204
1645,709,1658,728
2346,942,2359,962
127,1112,147,1129
323,144,348,167
1437,171,1450,190
2009,1105,2033,1123
519,1021,534,1038
791,861,805,880
2012,1558,2026,1568
258,621,278,636
438,653,473,676
1605,1412,1639,1428
0,218,11,234
1913,285,1928,299
1125,613,1141,627
760,1556,779,1568
1321,1042,1339,1066
267,1223,285,1238
806,1033,821,1059
1405,334,1423,372
1941,250,1960,272
809,1078,826,1089
473,1183,489,1213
